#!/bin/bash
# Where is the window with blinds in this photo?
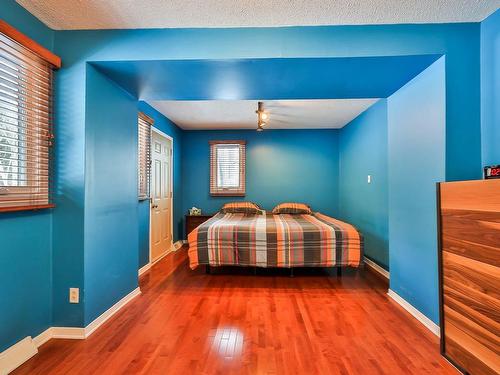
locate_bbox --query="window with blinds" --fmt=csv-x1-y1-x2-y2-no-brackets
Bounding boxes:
0,31,55,211
209,140,246,196
138,113,152,200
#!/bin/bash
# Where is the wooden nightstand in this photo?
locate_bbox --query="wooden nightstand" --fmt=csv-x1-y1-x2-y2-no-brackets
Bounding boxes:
185,214,214,236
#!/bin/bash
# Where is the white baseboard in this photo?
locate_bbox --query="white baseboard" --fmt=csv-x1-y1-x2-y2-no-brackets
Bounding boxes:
387,289,440,337
174,240,187,250
84,287,141,338
140,241,183,277
363,257,390,280
1,287,141,374
0,337,38,375
138,263,151,276
149,250,169,268
32,328,53,347
50,327,86,340
33,327,86,346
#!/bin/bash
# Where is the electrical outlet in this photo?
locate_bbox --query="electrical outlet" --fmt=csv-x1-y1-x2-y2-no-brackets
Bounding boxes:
69,288,79,304
367,175,372,184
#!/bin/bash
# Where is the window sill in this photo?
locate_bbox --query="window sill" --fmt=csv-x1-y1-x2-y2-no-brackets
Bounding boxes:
210,192,246,197
0,204,55,213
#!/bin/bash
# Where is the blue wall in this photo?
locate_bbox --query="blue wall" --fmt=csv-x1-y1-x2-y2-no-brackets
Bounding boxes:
93,55,440,101
338,59,447,326
387,58,446,324
138,200,150,268
0,0,493,353
481,9,500,167
0,1,55,352
50,21,482,332
0,211,53,352
51,39,87,329
339,100,389,269
0,0,54,49
83,66,140,324
136,101,184,268
53,23,481,181
181,129,339,236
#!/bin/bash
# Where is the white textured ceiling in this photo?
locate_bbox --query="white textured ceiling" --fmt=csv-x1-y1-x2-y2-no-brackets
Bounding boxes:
147,99,379,130
16,0,499,30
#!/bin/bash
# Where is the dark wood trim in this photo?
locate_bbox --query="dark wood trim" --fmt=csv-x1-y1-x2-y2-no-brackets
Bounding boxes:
210,192,246,197
0,20,61,69
442,353,468,375
209,140,246,145
0,204,55,213
138,112,154,124
436,183,468,374
436,182,446,354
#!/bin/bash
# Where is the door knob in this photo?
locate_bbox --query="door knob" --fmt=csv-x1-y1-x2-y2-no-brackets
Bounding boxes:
152,204,158,209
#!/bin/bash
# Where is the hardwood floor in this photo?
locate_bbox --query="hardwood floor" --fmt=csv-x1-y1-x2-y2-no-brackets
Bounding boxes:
15,248,457,374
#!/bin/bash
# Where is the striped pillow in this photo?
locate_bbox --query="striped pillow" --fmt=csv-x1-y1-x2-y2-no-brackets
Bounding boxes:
272,202,312,215
221,202,262,214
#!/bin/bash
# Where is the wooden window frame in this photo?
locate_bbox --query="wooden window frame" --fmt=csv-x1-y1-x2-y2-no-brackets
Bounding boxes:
0,21,61,68
209,140,246,197
0,21,60,213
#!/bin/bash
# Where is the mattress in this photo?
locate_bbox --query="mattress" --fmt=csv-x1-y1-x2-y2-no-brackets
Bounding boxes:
187,212,363,269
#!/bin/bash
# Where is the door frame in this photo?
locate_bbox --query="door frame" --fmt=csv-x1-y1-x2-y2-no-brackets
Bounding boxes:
149,127,174,265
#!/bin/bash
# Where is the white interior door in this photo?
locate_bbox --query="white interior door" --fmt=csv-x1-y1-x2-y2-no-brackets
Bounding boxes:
151,130,172,262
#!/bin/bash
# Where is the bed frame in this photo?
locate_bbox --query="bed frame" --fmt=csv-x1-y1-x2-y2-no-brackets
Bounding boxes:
204,264,343,277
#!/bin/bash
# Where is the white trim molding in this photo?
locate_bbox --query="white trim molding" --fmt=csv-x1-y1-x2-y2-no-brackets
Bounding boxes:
151,249,169,265
32,328,54,347
387,289,440,337
149,127,174,268
363,257,390,280
0,336,37,375
174,240,187,250
139,243,178,277
139,240,184,277
151,127,173,142
33,327,86,346
49,327,86,340
0,287,141,374
138,263,151,276
84,287,141,338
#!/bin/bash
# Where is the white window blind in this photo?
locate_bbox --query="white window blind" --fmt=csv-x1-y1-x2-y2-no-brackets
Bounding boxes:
0,32,55,211
138,112,152,200
210,140,246,196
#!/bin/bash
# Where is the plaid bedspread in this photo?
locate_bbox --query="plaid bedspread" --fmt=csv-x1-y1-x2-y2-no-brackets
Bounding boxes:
187,212,363,269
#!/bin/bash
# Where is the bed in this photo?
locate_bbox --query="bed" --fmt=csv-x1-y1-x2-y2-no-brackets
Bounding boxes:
187,211,363,271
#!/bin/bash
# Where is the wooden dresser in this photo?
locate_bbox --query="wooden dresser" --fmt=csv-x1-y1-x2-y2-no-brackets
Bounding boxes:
185,214,214,237
437,179,499,375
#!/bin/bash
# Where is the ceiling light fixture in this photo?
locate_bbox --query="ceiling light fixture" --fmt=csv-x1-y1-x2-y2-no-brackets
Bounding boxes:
256,101,269,132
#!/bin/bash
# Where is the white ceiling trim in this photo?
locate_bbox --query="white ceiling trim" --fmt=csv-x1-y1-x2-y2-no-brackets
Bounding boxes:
16,0,499,30
147,99,380,130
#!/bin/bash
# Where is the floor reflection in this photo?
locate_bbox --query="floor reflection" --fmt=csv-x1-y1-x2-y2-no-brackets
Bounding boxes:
209,326,244,359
